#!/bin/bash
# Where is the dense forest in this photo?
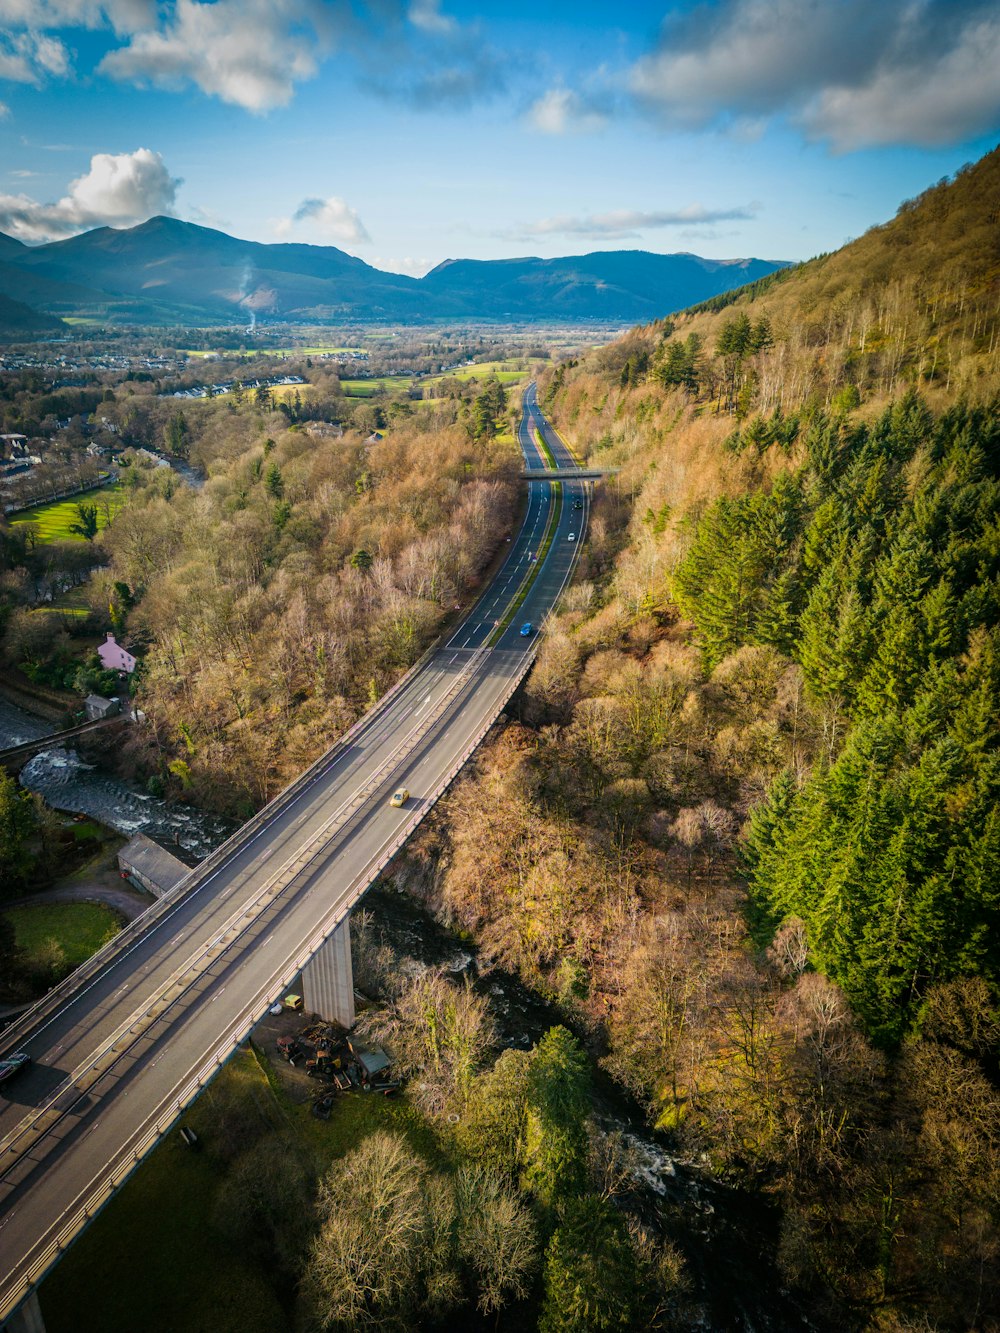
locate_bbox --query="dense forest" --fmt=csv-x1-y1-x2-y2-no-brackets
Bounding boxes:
391,148,1000,1328
0,362,520,814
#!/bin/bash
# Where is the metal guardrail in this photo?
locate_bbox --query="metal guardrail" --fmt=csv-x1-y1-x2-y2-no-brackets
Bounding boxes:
0,643,538,1322
0,639,467,1056
0,642,493,1180
0,391,584,1322
0,431,556,1056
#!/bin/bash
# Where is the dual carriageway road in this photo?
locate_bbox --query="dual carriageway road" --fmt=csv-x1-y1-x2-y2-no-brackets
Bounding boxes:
0,385,589,1325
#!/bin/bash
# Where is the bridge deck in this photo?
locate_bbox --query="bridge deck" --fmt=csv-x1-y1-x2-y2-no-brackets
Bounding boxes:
520,466,617,479
0,386,587,1325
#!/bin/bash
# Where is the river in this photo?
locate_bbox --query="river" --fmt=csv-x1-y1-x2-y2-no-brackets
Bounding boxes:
0,693,812,1330
364,885,813,1332
0,697,233,860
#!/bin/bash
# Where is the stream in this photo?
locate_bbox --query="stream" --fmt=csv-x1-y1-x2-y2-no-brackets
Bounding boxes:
0,697,234,861
0,693,812,1330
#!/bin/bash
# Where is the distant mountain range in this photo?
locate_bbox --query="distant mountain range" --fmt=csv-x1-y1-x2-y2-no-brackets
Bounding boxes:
0,216,789,329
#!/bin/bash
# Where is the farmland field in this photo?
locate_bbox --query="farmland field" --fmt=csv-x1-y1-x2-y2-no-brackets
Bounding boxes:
10,484,124,543
339,375,414,397
435,359,538,383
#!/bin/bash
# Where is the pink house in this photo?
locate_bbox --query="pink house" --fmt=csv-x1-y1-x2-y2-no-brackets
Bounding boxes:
98,632,137,674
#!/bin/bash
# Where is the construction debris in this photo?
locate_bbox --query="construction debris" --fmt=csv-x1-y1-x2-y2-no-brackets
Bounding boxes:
275,1020,399,1105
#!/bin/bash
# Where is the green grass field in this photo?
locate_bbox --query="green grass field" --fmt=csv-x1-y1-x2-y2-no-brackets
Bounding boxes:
7,901,122,969
41,1045,443,1333
438,361,534,383
342,362,533,400
10,485,123,544
339,375,414,397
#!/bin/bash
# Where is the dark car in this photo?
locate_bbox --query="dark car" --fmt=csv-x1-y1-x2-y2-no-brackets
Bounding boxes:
0,1052,30,1085
520,622,534,637
573,499,583,509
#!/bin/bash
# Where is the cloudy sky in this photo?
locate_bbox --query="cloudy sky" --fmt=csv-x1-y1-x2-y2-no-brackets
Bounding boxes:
1,0,998,274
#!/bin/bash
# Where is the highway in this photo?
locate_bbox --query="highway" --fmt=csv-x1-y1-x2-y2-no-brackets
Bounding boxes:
0,386,588,1325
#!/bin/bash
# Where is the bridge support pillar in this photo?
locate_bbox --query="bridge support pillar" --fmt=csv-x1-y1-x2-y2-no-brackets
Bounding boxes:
301,916,355,1028
4,1292,46,1333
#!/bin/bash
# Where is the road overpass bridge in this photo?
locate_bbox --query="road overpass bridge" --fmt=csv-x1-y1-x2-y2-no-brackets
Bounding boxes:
520,467,617,480
0,387,589,1330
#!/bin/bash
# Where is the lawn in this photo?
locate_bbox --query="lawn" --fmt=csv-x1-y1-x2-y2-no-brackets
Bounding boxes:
10,485,123,544
7,901,122,969
40,1069,289,1333
40,1045,442,1333
341,365,532,400
339,375,414,397
428,359,539,385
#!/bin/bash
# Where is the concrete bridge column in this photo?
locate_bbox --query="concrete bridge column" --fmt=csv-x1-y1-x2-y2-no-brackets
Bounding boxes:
301,916,355,1028
4,1292,46,1333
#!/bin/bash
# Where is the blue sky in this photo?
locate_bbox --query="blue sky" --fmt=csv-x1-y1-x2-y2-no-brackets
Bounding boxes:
1,0,998,275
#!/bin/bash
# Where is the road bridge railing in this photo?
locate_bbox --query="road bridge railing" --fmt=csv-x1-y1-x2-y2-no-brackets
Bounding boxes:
0,638,482,1058
0,642,539,1323
0,393,570,1056
0,643,496,1182
0,388,589,1324
519,467,616,480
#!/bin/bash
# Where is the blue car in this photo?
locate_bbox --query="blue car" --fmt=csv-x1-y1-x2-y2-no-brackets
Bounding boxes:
520,622,534,637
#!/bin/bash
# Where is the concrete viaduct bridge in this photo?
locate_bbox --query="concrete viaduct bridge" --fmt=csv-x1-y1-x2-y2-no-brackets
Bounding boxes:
0,386,594,1332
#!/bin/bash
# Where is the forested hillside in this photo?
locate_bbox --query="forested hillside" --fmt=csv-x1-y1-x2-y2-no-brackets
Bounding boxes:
403,146,1000,1328
0,390,519,816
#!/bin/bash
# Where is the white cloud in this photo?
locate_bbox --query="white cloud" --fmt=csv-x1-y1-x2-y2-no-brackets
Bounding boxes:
0,31,71,84
0,1,152,87
630,0,1000,150
275,196,371,246
371,254,434,277
527,88,608,136
407,0,455,36
0,0,503,117
807,13,1000,149
509,204,758,241
0,147,180,242
98,0,327,112
0,1,154,32
358,4,509,111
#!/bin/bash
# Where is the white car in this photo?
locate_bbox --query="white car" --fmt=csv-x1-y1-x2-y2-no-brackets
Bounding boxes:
567,532,576,541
